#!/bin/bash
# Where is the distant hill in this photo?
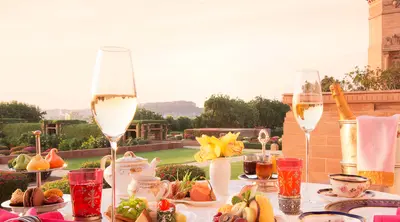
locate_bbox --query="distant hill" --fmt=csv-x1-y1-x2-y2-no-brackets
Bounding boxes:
44,101,203,120
140,101,203,118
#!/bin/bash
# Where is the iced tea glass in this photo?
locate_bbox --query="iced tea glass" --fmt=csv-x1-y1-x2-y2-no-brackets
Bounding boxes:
277,158,302,197
243,154,258,176
68,168,104,220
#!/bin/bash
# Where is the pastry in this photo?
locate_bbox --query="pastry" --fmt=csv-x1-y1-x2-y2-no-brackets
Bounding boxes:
12,154,32,170
44,194,64,205
10,189,24,206
45,148,65,169
23,187,44,207
44,188,63,198
26,154,50,171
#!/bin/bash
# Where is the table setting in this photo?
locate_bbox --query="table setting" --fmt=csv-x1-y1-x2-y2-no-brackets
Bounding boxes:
2,47,400,222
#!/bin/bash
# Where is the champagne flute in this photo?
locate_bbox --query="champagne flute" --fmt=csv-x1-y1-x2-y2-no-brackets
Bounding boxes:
91,46,138,221
292,69,323,203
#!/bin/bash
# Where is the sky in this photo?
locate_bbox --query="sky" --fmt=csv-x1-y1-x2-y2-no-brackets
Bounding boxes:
0,0,369,109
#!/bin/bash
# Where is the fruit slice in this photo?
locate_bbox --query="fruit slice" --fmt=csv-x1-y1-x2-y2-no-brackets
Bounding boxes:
218,204,233,214
255,195,274,222
249,198,260,222
230,202,247,217
243,207,257,222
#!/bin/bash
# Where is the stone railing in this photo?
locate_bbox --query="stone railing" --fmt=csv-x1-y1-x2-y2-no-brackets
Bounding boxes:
282,90,400,184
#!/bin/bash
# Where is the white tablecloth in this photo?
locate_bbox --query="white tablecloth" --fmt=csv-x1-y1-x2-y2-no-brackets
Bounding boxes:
60,180,400,222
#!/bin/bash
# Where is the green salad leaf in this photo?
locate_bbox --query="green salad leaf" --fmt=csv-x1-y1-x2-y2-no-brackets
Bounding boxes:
116,196,148,220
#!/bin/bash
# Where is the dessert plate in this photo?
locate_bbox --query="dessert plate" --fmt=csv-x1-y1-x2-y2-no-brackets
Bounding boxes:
167,198,221,207
238,173,278,181
317,188,375,202
1,195,70,214
325,199,400,213
8,165,67,173
299,211,365,221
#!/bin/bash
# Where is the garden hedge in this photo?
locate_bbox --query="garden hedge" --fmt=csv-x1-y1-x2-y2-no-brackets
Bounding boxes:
1,123,41,143
156,164,206,182
61,124,103,140
0,171,29,204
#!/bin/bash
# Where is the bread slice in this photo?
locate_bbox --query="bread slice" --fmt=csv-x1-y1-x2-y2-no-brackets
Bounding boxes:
136,209,151,222
104,206,136,222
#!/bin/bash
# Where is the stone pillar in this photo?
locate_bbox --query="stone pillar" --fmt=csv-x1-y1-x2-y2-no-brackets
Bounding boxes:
368,0,400,69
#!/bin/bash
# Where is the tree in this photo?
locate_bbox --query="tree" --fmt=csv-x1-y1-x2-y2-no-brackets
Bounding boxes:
0,101,46,122
134,108,163,120
176,116,193,131
339,66,400,91
250,96,290,129
375,67,400,90
342,66,380,91
320,75,340,92
165,115,180,131
201,94,258,128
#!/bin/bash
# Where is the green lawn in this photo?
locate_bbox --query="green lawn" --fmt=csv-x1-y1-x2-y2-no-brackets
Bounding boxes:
65,148,199,170
202,161,243,180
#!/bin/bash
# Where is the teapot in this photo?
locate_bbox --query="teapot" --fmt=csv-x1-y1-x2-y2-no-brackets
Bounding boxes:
100,151,160,196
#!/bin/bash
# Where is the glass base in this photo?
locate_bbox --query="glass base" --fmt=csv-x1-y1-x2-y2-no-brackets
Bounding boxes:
73,215,102,221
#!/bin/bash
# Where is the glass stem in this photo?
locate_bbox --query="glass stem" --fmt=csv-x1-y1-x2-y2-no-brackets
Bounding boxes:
110,141,118,222
305,132,311,184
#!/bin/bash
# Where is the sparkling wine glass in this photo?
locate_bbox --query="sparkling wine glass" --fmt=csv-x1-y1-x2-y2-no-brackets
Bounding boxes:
91,46,138,221
292,69,323,203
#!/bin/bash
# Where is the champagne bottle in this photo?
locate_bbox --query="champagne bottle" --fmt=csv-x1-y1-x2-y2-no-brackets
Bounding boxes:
329,83,356,120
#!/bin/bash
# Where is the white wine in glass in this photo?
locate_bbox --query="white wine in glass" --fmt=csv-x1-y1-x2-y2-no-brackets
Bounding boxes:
292,69,323,203
91,47,137,222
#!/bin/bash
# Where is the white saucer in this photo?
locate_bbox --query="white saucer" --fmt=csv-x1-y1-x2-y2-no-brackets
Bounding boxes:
317,188,375,202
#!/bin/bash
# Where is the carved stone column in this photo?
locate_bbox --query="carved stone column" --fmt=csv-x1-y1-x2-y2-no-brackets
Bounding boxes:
383,52,391,69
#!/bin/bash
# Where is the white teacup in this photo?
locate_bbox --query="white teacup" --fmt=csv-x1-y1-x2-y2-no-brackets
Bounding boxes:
127,176,171,202
329,174,370,198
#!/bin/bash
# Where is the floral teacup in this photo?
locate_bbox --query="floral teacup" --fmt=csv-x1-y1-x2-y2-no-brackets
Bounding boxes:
329,174,370,198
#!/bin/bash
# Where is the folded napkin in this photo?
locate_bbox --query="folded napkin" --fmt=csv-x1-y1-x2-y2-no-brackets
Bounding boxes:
0,208,72,222
374,208,400,222
357,115,400,187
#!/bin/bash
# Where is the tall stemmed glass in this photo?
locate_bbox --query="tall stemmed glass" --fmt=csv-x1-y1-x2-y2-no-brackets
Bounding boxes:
91,47,138,221
292,70,323,203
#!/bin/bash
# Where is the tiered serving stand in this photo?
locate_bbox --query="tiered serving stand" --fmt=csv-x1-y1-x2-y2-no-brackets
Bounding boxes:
1,130,70,214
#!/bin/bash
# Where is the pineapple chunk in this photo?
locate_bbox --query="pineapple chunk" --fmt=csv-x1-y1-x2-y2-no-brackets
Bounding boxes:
175,212,187,222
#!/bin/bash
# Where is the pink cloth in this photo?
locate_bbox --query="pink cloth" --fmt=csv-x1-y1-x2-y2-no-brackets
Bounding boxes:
356,115,399,186
0,208,72,222
374,208,400,222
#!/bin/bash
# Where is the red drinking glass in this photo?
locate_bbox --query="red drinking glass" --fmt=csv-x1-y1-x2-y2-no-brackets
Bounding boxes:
68,168,103,220
277,158,302,197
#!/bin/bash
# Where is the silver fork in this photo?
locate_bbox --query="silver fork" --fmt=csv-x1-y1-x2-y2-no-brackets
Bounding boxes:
4,216,41,222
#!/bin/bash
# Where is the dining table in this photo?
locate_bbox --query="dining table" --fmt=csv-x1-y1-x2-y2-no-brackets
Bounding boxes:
59,180,400,222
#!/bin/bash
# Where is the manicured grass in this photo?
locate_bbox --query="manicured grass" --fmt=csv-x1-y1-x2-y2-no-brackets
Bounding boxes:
202,161,243,180
65,148,199,170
